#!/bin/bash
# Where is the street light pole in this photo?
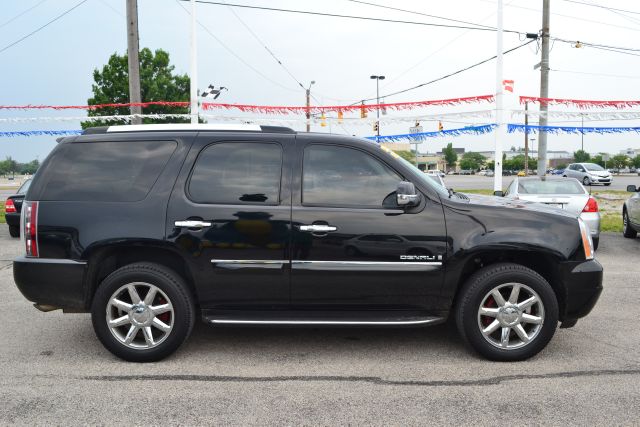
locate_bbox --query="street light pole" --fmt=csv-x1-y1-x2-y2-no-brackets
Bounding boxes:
370,75,385,138
581,113,584,151
306,80,315,132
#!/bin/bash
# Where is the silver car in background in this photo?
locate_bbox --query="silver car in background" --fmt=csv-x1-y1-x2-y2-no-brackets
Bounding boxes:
563,162,612,186
503,176,601,250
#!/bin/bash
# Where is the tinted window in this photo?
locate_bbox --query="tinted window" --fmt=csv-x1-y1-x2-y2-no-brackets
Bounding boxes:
518,179,585,194
17,179,31,195
303,145,401,207
189,142,282,204
35,140,176,202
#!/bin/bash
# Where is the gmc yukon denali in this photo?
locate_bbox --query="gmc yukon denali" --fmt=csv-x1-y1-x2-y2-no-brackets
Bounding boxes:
13,124,603,362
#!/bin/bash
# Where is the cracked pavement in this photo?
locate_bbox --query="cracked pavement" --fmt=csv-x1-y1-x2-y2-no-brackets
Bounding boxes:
0,228,638,425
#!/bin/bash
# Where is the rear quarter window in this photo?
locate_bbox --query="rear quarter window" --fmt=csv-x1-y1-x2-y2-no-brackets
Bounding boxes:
31,140,177,202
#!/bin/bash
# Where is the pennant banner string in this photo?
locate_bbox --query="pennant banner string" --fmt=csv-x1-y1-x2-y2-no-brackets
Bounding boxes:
0,95,494,113
520,96,640,109
508,124,640,135
365,124,498,142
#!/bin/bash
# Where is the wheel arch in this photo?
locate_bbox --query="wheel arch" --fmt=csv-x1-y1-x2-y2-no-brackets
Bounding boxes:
83,242,197,310
448,249,567,321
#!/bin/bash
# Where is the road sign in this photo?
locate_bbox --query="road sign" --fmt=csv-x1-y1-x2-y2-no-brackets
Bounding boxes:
409,126,423,134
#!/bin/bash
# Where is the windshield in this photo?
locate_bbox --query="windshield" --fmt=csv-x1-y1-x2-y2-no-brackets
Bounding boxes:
584,163,604,171
518,179,585,195
378,145,450,198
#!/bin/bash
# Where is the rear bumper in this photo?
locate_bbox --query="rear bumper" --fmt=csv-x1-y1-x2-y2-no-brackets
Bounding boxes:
4,212,20,227
559,258,603,326
13,256,87,311
580,212,601,237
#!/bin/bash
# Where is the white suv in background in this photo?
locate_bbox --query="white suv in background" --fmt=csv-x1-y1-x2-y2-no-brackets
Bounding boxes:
563,163,612,186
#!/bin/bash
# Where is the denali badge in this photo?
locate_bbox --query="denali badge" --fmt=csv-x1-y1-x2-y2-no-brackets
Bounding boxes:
400,255,443,261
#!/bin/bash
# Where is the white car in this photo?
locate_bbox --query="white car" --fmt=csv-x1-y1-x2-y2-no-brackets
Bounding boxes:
563,163,612,186
503,176,601,250
425,170,445,178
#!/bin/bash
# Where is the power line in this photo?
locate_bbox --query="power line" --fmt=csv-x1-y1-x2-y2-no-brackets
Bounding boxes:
174,1,298,92
0,0,88,55
184,0,524,34
344,0,497,31
558,0,640,16
358,39,535,103
221,0,305,90
0,0,50,29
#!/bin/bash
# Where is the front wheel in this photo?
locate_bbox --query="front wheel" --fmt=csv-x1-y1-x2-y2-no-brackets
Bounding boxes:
91,262,195,362
456,263,559,361
582,176,590,186
623,210,637,238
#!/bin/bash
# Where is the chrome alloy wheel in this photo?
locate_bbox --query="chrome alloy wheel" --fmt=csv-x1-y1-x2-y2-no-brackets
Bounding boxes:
106,282,174,350
477,283,545,350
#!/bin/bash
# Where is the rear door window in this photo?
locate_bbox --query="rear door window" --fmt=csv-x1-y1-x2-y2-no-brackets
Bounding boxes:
33,140,177,202
188,142,283,205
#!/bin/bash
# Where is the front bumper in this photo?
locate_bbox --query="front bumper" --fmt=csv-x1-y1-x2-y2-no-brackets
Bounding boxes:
13,256,87,311
590,176,611,184
558,258,603,326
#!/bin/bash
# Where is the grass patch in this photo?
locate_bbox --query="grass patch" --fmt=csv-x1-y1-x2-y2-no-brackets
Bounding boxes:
600,212,623,232
0,206,5,224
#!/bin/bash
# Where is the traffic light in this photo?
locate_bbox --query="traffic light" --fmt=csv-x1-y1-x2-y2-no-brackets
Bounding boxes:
360,102,367,119
338,110,344,123
438,121,443,131
373,121,379,133
321,112,326,127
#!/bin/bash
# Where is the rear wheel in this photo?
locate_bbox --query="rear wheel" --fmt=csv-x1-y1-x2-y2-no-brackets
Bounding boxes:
8,225,19,238
456,263,558,361
91,262,195,362
582,176,590,186
623,210,637,238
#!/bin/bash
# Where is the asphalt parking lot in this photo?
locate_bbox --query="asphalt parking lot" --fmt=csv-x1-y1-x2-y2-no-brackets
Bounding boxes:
0,227,639,425
444,174,640,191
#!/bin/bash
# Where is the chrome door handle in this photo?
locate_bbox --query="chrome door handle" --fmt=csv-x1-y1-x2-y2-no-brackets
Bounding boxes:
175,220,212,228
299,224,337,232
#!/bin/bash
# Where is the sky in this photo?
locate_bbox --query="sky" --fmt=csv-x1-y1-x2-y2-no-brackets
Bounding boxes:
2,0,640,162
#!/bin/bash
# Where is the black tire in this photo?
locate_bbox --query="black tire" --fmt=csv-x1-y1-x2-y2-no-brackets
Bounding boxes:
455,263,559,361
582,176,590,186
592,236,599,251
8,225,19,238
623,209,637,238
91,262,195,362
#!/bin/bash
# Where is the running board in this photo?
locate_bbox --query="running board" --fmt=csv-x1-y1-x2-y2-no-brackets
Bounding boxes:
203,311,445,327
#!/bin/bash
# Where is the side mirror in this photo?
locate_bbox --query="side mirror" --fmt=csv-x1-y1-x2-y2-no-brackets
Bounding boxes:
627,185,638,193
396,181,421,207
494,190,504,197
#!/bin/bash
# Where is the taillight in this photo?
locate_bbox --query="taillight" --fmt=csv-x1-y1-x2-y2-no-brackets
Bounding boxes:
582,196,598,213
24,201,38,257
5,199,16,213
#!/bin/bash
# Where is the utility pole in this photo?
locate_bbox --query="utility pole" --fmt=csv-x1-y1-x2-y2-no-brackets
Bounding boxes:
537,0,551,177
493,0,504,193
305,80,315,132
524,101,529,175
189,0,199,124
126,0,142,125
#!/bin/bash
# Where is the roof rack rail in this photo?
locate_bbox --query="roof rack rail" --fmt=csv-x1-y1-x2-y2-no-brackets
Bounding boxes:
81,124,296,134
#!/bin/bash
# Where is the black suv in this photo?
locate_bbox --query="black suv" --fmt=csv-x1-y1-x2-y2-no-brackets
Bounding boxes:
13,124,603,362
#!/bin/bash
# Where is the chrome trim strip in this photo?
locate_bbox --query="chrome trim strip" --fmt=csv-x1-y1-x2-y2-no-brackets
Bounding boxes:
211,259,286,270
210,318,443,326
291,260,442,271
15,256,87,265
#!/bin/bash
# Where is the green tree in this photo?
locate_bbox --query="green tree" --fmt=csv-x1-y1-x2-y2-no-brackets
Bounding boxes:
459,152,486,171
556,163,567,170
81,48,191,128
508,154,537,171
592,154,606,168
0,156,18,176
442,143,458,171
393,150,416,163
573,149,591,163
632,155,640,169
21,159,40,174
610,154,629,169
